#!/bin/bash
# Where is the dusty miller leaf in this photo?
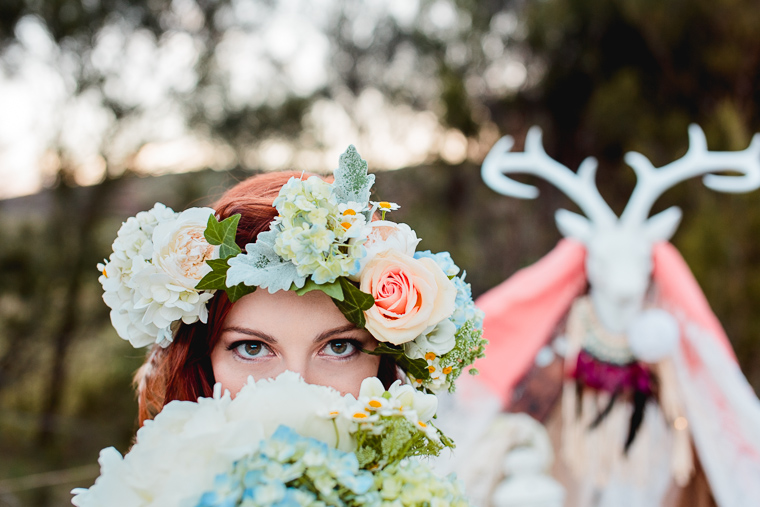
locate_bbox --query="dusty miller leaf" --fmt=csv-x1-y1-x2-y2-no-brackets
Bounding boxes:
332,145,374,207
226,230,307,293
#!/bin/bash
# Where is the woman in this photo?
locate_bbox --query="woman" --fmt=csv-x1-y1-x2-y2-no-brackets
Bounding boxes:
134,172,396,425
99,147,486,426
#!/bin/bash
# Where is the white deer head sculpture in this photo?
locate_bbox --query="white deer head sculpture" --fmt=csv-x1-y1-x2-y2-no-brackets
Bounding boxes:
482,125,760,335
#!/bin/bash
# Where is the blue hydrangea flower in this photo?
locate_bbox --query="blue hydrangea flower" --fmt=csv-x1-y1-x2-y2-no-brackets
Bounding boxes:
413,250,460,277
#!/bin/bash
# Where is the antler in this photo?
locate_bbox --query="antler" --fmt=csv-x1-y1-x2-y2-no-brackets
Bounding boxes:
481,126,617,226
621,124,760,224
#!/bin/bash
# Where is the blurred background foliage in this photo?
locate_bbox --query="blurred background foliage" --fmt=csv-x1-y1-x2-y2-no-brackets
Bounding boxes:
1,0,760,505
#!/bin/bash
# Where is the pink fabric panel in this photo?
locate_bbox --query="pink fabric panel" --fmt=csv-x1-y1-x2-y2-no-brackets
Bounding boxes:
652,242,737,362
473,239,588,406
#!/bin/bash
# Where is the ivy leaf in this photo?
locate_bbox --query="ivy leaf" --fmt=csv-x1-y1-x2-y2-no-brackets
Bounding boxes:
226,283,256,303
194,258,256,301
195,259,232,291
332,277,374,328
294,278,344,300
204,214,242,259
365,343,430,381
195,269,227,291
332,145,375,207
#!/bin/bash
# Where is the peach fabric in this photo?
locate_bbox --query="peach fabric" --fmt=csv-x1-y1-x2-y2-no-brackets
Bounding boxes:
473,239,587,406
652,242,737,363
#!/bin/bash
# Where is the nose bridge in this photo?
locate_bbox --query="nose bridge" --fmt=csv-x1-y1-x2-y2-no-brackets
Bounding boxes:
280,351,312,380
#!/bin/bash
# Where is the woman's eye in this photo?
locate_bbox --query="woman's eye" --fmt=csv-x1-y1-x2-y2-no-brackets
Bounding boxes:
323,339,357,358
233,341,271,359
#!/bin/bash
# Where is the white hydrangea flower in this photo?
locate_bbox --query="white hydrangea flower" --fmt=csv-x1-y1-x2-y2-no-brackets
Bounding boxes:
270,176,367,284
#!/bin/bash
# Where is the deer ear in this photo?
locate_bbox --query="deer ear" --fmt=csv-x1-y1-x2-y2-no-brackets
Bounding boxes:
555,209,593,243
645,206,682,242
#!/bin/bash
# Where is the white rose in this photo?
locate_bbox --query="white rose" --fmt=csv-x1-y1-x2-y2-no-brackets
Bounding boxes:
152,207,218,291
350,221,421,280
404,319,457,360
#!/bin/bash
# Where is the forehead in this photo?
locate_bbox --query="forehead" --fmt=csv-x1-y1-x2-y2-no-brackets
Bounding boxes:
223,289,355,338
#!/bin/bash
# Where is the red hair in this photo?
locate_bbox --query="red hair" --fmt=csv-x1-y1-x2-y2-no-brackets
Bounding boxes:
135,172,396,426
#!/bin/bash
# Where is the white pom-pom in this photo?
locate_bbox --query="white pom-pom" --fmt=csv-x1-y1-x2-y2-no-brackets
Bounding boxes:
627,309,680,363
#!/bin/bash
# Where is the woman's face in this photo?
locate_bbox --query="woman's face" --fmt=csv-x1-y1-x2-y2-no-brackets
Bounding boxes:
210,289,381,397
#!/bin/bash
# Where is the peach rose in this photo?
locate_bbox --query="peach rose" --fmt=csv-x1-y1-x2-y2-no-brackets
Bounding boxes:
360,250,456,345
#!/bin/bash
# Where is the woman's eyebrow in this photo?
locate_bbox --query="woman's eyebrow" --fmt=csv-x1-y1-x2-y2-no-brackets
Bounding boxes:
313,324,361,343
220,326,278,344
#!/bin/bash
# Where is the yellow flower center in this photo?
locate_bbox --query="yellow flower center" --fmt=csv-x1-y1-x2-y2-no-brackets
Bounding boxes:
428,366,436,373
353,412,368,419
416,378,424,384
424,352,436,361
368,400,383,408
329,411,339,416
418,421,428,428
342,209,357,216
378,201,391,209
102,268,107,277
341,221,352,230
442,366,453,375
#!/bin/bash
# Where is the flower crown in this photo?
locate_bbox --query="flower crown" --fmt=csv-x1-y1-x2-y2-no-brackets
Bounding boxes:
98,146,486,393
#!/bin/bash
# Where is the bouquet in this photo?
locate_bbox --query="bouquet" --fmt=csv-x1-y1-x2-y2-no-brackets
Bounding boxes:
71,372,471,507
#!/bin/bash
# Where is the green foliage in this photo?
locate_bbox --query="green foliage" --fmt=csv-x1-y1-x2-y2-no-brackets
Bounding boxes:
294,278,345,300
440,321,488,392
204,214,242,260
365,343,430,381
353,417,448,469
332,278,374,328
195,259,231,290
197,215,256,302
